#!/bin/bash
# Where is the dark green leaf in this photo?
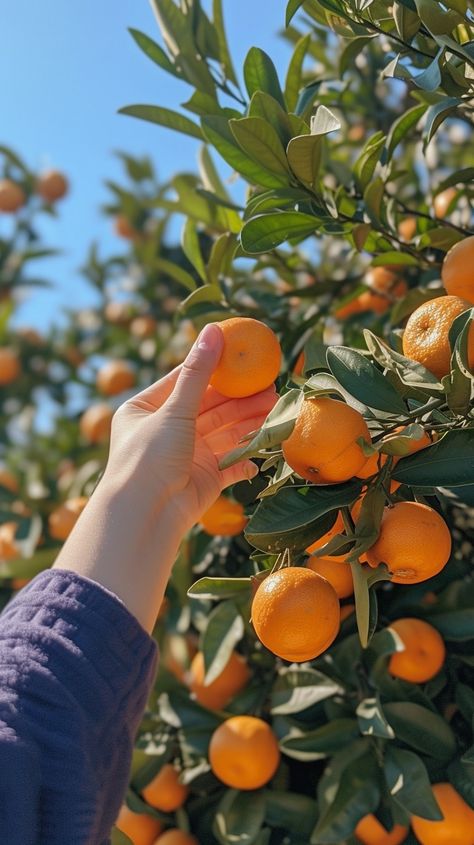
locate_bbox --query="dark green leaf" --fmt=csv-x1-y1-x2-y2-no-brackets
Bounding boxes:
285,34,311,112
214,789,266,845
312,751,380,843
271,668,343,715
354,132,386,191
425,609,474,641
265,790,318,840
386,104,426,159
119,105,204,139
286,0,306,26
392,429,474,487
128,28,184,79
282,719,360,762
202,115,290,188
383,702,457,760
188,577,252,601
287,135,323,186
340,36,375,77
423,97,462,146
413,52,443,93
230,117,291,177
357,694,395,739
201,601,244,685
384,747,443,820
241,211,318,254
326,347,408,414
243,47,286,109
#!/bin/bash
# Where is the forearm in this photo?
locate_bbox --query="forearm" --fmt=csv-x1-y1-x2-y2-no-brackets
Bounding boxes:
53,475,183,633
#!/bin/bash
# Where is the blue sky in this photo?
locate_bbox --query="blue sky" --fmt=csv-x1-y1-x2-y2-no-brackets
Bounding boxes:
1,0,291,329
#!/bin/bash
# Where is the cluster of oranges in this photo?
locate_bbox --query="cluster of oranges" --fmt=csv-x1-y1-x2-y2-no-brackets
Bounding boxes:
0,169,68,213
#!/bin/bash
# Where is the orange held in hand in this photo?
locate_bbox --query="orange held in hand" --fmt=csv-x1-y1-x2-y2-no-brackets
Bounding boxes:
209,317,281,398
188,650,250,710
116,804,163,845
36,170,68,203
282,397,370,484
48,497,88,542
141,763,188,812
0,348,21,386
307,557,353,599
441,235,474,303
387,618,446,683
365,501,452,584
209,715,280,790
355,814,408,845
79,403,114,444
251,566,340,662
96,360,136,396
411,782,474,845
200,496,247,536
402,295,474,379
0,178,26,213
153,829,199,844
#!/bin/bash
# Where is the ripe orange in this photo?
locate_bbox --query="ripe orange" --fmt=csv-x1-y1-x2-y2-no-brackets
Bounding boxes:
0,348,21,385
142,763,188,812
96,360,135,396
388,618,445,683
357,451,390,480
251,566,340,662
348,124,365,142
0,179,25,212
306,511,347,561
0,522,19,560
411,782,474,845
441,236,474,303
131,315,157,338
355,814,408,845
116,804,163,845
209,715,280,790
79,403,114,444
282,397,370,484
210,317,281,398
335,296,364,320
115,215,139,240
36,170,68,203
153,830,198,845
402,295,474,379
188,650,250,710
365,502,451,584
398,216,417,242
48,497,88,542
358,268,408,315
0,468,19,494
340,603,355,623
200,496,247,536
434,187,457,219
104,301,134,325
307,557,353,599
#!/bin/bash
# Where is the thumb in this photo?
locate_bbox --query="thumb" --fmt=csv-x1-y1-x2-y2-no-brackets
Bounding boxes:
167,323,224,419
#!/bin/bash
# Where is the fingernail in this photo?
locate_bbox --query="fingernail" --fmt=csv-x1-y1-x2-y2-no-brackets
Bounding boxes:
197,323,222,351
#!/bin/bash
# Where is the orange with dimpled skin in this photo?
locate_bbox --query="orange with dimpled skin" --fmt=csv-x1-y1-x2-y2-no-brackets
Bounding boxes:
411,782,474,845
210,317,281,398
388,618,446,683
209,715,280,790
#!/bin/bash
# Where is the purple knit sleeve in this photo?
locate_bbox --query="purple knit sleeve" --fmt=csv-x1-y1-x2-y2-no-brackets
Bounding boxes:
0,568,158,845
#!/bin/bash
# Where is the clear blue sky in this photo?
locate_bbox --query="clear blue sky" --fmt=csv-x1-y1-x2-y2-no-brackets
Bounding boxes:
1,0,291,328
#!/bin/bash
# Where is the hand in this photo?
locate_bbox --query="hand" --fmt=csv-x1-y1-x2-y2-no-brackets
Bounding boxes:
104,323,277,534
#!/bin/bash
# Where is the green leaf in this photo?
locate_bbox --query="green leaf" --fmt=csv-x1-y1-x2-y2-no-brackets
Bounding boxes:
285,35,311,112
354,132,386,191
214,789,266,845
118,105,204,139
271,668,343,715
386,104,426,159
340,36,375,77
241,211,318,254
384,747,443,820
371,252,420,267
326,347,408,414
414,0,464,34
212,0,239,86
201,601,244,685
128,28,184,79
392,429,474,487
383,702,457,761
364,177,385,225
202,115,290,188
243,47,286,109
229,117,291,178
188,577,252,601
286,0,306,26
425,609,474,641
413,51,443,92
154,257,197,291
245,480,362,553
310,105,341,136
181,219,207,282
357,694,395,739
295,80,322,118
393,1,421,40
249,92,296,146
287,135,323,187
281,719,360,761
111,828,133,845
423,97,462,147
264,791,318,840
312,750,380,843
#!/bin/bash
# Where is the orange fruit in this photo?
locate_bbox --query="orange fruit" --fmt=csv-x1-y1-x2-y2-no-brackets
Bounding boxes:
96,360,135,396
357,451,390,480
131,315,157,338
402,295,474,379
115,215,139,240
36,170,68,202
48,497,88,542
251,566,340,662
154,830,198,845
209,715,280,790
307,557,353,599
79,403,114,444
441,236,474,303
105,301,134,325
282,397,370,484
188,650,250,710
355,814,408,845
335,296,364,320
398,217,417,242
434,187,457,219
306,511,347,561
0,348,21,385
388,618,445,683
210,317,281,398
142,763,189,812
0,522,20,560
348,124,365,142
200,496,247,536
11,578,30,590
340,603,355,623
365,501,451,584
358,268,408,315
0,179,25,212
411,782,474,845
116,804,163,845
293,349,305,376
0,468,19,494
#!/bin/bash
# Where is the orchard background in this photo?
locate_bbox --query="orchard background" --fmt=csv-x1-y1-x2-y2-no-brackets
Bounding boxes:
2,2,474,844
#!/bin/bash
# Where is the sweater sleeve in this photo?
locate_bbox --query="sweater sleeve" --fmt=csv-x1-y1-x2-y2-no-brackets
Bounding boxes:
0,568,158,845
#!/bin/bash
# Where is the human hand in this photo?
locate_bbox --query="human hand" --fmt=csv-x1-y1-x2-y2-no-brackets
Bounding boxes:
103,322,277,534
